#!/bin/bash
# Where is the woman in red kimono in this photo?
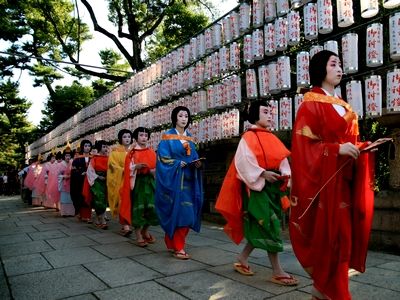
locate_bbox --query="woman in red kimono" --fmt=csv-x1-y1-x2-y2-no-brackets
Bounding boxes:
290,50,375,300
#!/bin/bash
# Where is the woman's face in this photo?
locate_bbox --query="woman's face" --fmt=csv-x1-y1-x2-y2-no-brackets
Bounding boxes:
176,110,188,129
136,131,149,147
100,144,109,155
83,143,91,154
324,55,342,88
64,154,71,163
121,133,132,146
256,105,272,129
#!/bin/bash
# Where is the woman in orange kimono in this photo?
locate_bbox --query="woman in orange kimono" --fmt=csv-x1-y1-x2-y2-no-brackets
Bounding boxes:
290,50,375,300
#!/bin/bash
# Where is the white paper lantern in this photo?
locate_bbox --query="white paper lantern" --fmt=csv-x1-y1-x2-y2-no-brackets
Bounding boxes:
346,80,364,118
336,0,354,28
268,100,279,131
296,51,310,87
275,17,288,51
230,11,240,39
324,40,338,55
317,0,333,34
384,0,400,8
277,0,290,16
198,33,205,57
258,65,270,97
252,0,265,28
183,44,191,66
365,75,382,117
387,68,400,112
246,69,258,99
229,42,241,70
277,56,291,90
252,29,264,60
310,44,323,58
196,61,204,87
341,33,358,74
230,75,242,104
265,0,277,22
279,96,293,130
264,23,276,56
198,90,208,113
239,3,251,33
212,23,222,49
190,37,198,62
222,16,232,43
243,35,254,65
268,62,280,94
366,23,384,67
206,85,215,109
219,46,229,73
304,3,318,40
205,28,213,54
288,10,301,46
361,0,379,18
204,56,212,81
389,12,400,60
211,52,220,79
294,94,304,115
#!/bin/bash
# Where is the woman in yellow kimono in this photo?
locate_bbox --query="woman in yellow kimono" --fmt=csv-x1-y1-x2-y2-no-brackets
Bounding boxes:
107,129,133,235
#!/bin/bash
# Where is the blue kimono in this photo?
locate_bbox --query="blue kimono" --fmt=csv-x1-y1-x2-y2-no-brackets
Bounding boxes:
155,128,204,238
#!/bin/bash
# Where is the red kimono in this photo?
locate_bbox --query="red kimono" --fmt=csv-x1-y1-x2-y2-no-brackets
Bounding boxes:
289,87,375,300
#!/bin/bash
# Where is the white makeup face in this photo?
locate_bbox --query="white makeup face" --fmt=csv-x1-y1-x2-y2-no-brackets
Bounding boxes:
256,105,272,129
176,110,189,129
324,55,343,88
64,154,71,162
83,143,91,154
100,144,109,155
136,131,149,147
121,133,132,146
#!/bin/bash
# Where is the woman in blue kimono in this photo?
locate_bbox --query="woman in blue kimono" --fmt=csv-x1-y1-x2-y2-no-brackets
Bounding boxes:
155,106,203,260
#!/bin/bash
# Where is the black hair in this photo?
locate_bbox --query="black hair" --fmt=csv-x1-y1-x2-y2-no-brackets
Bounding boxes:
117,129,133,144
132,127,151,140
245,100,271,125
55,151,63,160
62,150,72,160
79,140,92,154
309,50,340,87
171,106,191,130
94,140,108,152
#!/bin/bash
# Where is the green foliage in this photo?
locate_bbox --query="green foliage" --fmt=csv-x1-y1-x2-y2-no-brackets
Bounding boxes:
91,78,115,99
146,2,210,61
0,80,34,169
99,49,130,77
359,119,390,192
39,81,94,132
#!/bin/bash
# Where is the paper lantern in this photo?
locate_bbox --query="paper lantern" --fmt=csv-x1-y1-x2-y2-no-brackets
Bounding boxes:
360,0,379,18
310,44,323,58
389,12,400,60
277,56,291,90
246,69,258,99
277,0,290,17
317,0,333,34
341,33,358,74
223,16,232,43
230,75,242,104
219,46,229,74
197,33,205,57
206,85,215,109
294,94,304,115
253,29,264,60
264,23,276,56
346,80,364,118
230,42,241,70
387,68,400,112
205,28,213,54
275,17,288,51
304,3,318,40
265,0,277,22
212,23,222,49
230,11,240,39
268,100,279,131
365,75,382,117
268,62,280,94
366,23,384,67
324,40,338,55
336,0,354,27
183,44,191,66
288,10,301,46
383,0,400,8
204,56,212,81
296,51,310,87
258,65,270,97
239,3,251,33
211,52,220,79
243,34,254,65
252,0,265,28
279,96,292,130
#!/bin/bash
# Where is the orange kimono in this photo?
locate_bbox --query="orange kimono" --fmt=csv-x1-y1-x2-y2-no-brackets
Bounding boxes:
290,87,375,300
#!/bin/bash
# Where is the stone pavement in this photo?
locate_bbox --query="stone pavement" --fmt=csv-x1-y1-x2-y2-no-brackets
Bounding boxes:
0,195,399,300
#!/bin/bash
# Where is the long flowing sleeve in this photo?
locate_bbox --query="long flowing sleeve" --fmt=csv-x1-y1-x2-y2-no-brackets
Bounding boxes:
86,161,98,186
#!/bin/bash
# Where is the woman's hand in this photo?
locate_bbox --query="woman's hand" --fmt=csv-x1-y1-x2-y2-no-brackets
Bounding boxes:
339,142,360,159
194,161,202,168
180,161,187,168
261,170,280,183
135,163,147,170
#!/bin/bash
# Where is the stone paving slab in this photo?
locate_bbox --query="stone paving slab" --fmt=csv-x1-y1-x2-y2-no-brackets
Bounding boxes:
94,281,187,300
28,229,67,241
185,233,227,247
0,233,32,245
42,246,109,268
350,266,400,292
92,241,151,258
268,290,312,299
208,263,311,296
61,227,100,236
0,240,53,257
0,225,37,236
156,269,273,299
2,253,53,276
375,261,400,271
63,294,98,300
84,257,162,288
188,246,238,266
0,264,11,300
85,232,131,244
46,235,99,249
33,222,68,231
131,252,208,276
9,265,107,299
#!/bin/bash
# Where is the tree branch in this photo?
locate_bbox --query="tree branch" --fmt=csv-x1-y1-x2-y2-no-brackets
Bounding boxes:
116,7,131,39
